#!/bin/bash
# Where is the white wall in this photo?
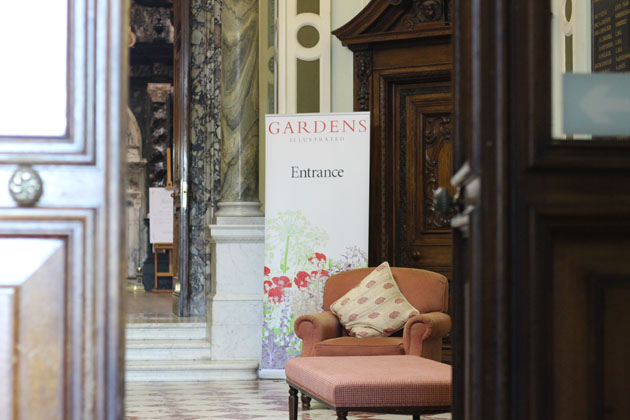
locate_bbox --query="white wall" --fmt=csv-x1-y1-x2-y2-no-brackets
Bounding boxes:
331,0,370,112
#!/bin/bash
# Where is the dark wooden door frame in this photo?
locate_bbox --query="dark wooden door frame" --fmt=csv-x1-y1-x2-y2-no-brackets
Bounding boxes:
173,0,191,316
454,1,630,420
452,0,509,419
509,3,630,420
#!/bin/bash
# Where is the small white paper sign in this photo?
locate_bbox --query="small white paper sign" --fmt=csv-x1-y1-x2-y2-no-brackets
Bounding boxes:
149,187,173,243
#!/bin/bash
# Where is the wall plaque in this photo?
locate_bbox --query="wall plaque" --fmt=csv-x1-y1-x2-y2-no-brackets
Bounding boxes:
593,0,630,72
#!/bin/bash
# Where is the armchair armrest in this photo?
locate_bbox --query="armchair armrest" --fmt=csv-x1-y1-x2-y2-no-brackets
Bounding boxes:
294,311,342,357
402,312,451,360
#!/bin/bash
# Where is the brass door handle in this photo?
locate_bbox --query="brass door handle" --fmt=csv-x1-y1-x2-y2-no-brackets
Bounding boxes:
434,162,480,237
170,192,179,199
433,187,461,217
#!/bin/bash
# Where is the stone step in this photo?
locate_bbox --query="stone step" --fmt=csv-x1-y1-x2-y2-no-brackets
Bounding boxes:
125,360,259,382
126,339,212,361
125,322,206,340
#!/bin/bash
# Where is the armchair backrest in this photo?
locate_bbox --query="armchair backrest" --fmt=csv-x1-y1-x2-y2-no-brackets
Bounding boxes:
323,267,449,314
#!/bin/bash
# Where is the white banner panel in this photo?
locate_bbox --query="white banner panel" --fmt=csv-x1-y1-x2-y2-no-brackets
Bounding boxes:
149,187,173,244
262,112,370,370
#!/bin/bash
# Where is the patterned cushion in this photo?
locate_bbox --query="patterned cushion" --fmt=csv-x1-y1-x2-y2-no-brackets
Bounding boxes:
330,262,419,338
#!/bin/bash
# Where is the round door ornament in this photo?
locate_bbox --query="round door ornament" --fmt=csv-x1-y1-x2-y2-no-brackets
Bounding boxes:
9,166,44,207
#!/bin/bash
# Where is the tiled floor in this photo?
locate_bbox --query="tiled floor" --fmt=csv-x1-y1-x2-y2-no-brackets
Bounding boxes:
125,283,205,324
125,380,451,420
124,287,451,420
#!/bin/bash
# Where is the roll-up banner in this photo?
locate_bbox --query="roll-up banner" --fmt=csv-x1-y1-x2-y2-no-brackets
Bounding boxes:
261,112,370,376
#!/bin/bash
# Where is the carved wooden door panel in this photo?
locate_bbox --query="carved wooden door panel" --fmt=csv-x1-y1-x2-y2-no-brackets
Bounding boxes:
451,1,630,420
371,69,453,278
365,70,454,275
402,89,452,274
0,1,125,419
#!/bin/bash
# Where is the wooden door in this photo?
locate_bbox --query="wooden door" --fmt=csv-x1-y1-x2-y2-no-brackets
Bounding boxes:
332,0,453,278
372,66,453,275
402,89,453,274
172,0,191,316
0,1,125,419
452,1,630,420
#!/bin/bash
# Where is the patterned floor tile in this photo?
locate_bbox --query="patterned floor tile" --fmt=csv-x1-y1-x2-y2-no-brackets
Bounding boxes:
125,380,451,420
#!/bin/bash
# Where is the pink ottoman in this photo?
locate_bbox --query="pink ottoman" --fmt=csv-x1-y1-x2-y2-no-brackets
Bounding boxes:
285,355,451,420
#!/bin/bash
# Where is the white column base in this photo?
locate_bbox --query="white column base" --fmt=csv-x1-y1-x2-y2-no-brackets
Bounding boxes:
258,368,286,379
208,216,264,362
215,201,263,217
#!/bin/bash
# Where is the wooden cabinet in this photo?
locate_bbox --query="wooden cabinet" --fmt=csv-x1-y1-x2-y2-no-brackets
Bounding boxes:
333,0,453,279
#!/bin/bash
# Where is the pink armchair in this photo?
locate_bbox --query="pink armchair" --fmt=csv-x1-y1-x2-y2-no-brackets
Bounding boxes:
294,267,450,361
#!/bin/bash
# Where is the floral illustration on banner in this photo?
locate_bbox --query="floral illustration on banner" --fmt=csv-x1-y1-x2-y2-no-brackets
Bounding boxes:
262,210,367,369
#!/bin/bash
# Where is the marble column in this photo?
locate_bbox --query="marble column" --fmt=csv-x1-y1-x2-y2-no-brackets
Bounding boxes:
216,0,262,217
208,0,264,365
146,83,172,187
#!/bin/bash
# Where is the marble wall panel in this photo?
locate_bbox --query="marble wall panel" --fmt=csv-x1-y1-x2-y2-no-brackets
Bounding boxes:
220,0,259,203
188,0,223,315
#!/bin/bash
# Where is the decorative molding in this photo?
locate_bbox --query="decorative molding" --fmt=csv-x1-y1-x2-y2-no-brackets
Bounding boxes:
355,50,372,112
395,85,451,266
278,0,331,113
395,88,451,265
376,74,389,265
446,0,455,23
147,82,173,102
0,211,97,420
403,0,445,28
397,90,409,267
423,113,453,230
447,0,452,23
0,0,92,164
130,1,173,45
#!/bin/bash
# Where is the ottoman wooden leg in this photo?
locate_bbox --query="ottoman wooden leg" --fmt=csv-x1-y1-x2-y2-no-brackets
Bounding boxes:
288,386,298,420
413,415,420,420
336,409,348,420
300,393,312,410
